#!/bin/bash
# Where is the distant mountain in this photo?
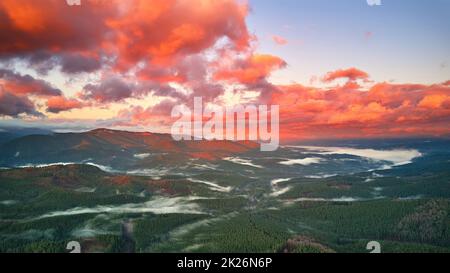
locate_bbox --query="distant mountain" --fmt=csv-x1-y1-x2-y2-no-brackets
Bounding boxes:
0,128,259,169
0,127,53,145
0,132,16,146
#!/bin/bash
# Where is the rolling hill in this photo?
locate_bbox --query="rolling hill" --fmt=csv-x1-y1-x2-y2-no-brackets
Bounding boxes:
0,128,260,168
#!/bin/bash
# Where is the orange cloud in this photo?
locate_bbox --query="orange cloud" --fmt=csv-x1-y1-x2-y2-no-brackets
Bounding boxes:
0,0,113,55
418,94,450,109
0,0,257,112
323,67,369,83
105,0,250,68
271,71,450,140
0,0,250,71
214,54,287,84
46,96,86,113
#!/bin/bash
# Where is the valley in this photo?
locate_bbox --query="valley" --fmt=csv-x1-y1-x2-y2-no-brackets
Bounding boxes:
0,130,449,253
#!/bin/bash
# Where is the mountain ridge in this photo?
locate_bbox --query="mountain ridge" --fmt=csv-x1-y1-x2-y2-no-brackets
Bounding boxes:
0,128,260,167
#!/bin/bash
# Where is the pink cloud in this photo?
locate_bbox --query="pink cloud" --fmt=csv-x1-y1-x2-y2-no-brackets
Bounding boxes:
271,70,450,140
323,67,370,83
214,54,287,84
272,35,288,45
46,96,87,113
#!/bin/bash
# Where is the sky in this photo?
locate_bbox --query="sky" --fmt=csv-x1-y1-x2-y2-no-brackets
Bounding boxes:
0,0,449,141
248,0,450,85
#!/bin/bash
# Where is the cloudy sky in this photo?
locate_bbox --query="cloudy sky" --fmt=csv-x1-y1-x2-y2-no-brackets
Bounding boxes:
0,0,449,140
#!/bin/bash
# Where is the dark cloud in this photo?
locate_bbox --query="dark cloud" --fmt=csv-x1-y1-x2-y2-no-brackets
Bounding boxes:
0,52,102,75
82,77,134,103
0,89,42,117
59,54,102,74
0,0,250,72
81,74,195,104
0,68,62,96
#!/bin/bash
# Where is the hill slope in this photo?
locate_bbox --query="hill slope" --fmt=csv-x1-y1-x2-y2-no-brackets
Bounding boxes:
0,129,259,168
